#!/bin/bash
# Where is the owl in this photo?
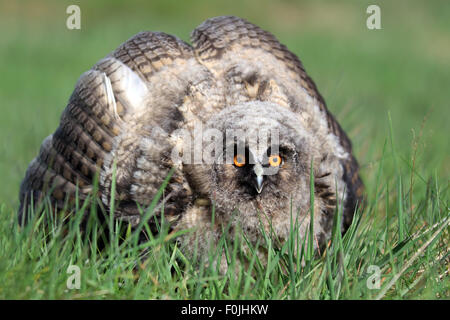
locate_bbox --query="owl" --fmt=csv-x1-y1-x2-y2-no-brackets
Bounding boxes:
19,16,363,269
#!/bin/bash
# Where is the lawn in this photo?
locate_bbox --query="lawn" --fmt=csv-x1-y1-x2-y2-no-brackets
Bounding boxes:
0,0,448,299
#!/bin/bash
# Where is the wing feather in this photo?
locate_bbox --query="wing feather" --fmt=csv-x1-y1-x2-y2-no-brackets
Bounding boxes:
191,16,364,225
19,19,363,229
19,32,199,223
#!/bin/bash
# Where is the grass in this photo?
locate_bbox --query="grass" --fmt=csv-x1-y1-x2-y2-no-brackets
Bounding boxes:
0,0,448,299
0,137,448,299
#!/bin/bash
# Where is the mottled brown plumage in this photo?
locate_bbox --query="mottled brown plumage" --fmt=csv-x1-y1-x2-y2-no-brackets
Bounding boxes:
19,16,363,270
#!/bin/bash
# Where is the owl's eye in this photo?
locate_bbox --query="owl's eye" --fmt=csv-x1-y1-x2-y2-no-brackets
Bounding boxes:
268,154,282,167
234,154,246,167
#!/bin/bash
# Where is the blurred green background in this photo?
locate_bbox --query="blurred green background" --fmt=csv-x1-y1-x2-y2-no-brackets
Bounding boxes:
0,0,449,207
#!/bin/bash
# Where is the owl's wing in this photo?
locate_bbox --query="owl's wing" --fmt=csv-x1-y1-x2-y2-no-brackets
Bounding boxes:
19,32,204,224
192,16,350,147
191,16,363,227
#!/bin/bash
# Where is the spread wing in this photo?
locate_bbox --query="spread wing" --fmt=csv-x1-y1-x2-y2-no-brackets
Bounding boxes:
191,16,364,227
19,32,211,224
19,17,363,229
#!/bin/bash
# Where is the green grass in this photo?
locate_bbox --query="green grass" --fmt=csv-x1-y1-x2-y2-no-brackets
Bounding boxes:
0,141,447,299
0,0,449,299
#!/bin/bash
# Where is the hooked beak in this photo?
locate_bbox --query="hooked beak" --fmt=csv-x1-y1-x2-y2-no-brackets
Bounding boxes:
255,175,264,194
253,163,265,194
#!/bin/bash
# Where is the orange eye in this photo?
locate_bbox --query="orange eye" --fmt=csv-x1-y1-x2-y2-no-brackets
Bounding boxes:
234,154,246,167
268,155,282,167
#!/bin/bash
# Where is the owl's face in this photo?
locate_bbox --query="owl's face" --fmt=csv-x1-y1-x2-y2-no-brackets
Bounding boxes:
214,141,302,200
200,101,316,226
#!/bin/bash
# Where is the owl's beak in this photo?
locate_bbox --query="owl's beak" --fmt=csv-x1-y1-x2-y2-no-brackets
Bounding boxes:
255,175,264,194
253,163,264,194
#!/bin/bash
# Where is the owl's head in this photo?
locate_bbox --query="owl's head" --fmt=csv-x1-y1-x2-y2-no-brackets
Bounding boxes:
189,101,326,222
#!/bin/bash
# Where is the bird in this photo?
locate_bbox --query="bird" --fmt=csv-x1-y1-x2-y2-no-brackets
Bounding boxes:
18,16,364,270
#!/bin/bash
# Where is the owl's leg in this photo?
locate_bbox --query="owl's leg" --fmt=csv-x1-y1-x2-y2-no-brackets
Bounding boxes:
174,204,224,271
175,205,273,275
